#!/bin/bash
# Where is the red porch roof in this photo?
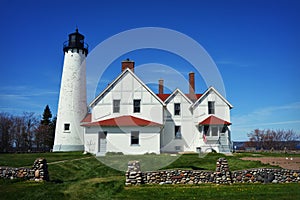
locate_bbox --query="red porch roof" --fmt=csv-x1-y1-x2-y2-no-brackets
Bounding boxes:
81,115,162,127
199,115,231,125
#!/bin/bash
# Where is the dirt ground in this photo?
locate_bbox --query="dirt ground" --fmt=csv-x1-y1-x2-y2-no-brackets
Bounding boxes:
241,156,300,170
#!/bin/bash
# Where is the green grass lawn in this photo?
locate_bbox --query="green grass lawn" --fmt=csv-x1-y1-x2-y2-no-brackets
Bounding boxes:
0,151,91,167
162,152,278,171
0,152,299,200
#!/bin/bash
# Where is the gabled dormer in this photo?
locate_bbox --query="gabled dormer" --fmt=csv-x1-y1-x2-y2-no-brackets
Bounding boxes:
191,86,233,110
88,61,165,124
163,88,193,119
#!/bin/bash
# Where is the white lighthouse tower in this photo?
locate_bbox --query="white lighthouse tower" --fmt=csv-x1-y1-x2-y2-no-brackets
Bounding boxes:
53,29,88,152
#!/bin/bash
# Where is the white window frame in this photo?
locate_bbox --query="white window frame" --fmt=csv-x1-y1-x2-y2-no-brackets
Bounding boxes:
133,99,141,113
113,99,120,113
174,126,182,139
174,103,181,116
131,131,139,145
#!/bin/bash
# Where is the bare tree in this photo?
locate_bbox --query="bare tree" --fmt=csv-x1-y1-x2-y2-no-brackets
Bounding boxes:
0,112,13,152
22,112,38,151
247,129,300,150
1,110,54,153
12,115,24,151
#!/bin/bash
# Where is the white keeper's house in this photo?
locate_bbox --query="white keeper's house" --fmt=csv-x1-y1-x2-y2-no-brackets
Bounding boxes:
53,29,233,155
81,61,233,155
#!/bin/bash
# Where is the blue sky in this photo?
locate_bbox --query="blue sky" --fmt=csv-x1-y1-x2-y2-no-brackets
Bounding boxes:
0,0,299,141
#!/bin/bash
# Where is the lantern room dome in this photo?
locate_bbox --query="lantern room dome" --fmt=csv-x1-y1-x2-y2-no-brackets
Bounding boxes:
63,28,88,55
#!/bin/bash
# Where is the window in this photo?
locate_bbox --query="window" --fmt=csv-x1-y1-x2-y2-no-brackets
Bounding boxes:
220,126,227,133
99,131,107,139
175,146,181,151
71,35,76,42
204,126,209,136
211,126,219,136
133,99,141,113
113,100,120,113
174,103,181,115
131,131,139,145
64,123,70,131
175,126,182,139
208,101,215,114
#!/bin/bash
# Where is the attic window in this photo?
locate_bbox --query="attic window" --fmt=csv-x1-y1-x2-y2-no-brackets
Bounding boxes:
174,103,181,115
113,100,120,113
133,99,141,113
208,101,215,114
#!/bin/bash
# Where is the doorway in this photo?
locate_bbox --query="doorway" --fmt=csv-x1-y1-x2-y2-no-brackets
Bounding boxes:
98,131,107,155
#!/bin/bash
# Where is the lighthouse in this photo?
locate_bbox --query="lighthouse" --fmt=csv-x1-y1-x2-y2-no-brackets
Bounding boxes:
53,29,88,152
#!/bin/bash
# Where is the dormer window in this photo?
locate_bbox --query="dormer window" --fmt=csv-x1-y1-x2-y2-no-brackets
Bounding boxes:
174,103,181,115
133,99,141,113
113,100,120,113
208,101,215,114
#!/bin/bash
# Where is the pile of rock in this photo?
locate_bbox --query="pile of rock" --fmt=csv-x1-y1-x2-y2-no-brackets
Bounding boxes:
0,158,49,182
213,157,232,184
125,160,143,185
32,158,49,181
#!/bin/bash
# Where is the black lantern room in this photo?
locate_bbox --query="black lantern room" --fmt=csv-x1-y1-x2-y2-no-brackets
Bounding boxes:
63,28,88,55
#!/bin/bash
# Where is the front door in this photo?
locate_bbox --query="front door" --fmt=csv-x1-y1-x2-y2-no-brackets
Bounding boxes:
98,131,107,155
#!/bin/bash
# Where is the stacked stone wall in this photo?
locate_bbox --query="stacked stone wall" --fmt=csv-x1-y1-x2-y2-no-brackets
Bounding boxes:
0,158,49,181
126,158,300,185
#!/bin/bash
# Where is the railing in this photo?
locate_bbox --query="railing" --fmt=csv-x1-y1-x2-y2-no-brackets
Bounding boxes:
63,40,89,50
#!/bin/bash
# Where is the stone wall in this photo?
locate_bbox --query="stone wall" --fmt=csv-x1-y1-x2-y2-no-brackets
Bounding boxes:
126,158,300,185
0,158,49,181
232,169,299,183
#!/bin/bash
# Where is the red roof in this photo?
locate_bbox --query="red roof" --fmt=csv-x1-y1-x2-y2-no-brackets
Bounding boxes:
156,93,202,102
156,94,171,101
81,115,162,127
185,93,202,102
199,116,231,125
81,113,91,123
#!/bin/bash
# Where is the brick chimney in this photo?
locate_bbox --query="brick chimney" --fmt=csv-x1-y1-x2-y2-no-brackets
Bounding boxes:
159,79,164,94
189,72,195,95
122,58,135,72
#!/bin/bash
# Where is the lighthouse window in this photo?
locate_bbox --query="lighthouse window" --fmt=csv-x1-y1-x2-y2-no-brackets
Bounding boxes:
64,123,70,131
71,35,76,41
